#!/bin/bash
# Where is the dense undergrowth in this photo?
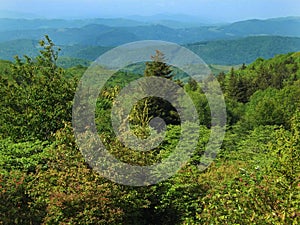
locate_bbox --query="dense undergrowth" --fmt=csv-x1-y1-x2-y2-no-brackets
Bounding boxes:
0,37,299,224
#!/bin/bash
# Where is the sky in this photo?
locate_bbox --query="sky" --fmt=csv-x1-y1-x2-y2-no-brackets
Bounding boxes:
1,0,300,22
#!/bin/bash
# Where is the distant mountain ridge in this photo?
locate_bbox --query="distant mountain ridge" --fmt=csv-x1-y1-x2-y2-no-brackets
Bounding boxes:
0,17,299,46
0,10,39,19
0,18,147,31
0,16,300,66
185,36,300,64
222,17,300,36
1,36,300,65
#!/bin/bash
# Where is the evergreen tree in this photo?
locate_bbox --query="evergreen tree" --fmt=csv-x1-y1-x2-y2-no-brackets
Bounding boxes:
187,77,198,91
241,63,247,70
129,50,179,132
144,50,173,79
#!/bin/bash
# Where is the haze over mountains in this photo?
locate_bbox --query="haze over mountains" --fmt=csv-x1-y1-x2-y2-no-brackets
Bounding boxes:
0,15,300,65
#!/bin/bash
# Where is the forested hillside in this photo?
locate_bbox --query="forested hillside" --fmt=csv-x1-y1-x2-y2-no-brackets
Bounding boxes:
1,17,300,45
1,17,300,66
0,38,299,224
186,36,300,64
1,36,300,66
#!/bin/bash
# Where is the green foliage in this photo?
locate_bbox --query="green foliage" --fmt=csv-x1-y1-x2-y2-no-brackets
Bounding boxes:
268,111,300,192
187,36,300,65
0,138,50,174
57,57,91,68
26,126,124,225
144,50,173,79
224,52,299,103
226,67,253,103
0,171,40,225
79,50,300,224
0,39,300,225
0,60,11,74
199,163,290,224
184,84,211,126
244,88,284,127
244,81,300,129
0,35,76,141
129,50,180,128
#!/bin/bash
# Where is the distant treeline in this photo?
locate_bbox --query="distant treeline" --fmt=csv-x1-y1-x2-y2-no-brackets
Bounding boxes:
1,36,300,66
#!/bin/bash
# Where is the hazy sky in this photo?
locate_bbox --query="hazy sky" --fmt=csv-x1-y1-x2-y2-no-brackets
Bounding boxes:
1,0,300,22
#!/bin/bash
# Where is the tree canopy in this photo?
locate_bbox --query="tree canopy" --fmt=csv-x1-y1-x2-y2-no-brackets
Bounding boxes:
0,38,299,224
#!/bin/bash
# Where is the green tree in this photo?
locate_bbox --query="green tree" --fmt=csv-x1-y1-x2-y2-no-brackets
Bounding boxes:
244,80,300,129
144,50,173,79
0,35,76,141
226,68,251,103
130,50,179,130
187,77,198,92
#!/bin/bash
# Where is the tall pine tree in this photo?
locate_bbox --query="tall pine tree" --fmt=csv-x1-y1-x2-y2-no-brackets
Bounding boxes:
144,50,173,79
129,50,179,133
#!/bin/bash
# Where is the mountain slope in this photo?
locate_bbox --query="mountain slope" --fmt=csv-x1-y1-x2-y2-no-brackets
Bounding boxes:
0,18,147,31
1,36,300,65
0,17,300,46
186,36,300,65
222,17,300,36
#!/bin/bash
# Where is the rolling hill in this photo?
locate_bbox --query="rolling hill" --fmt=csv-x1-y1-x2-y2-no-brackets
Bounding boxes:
185,36,300,64
0,17,299,47
221,17,300,37
1,36,300,66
